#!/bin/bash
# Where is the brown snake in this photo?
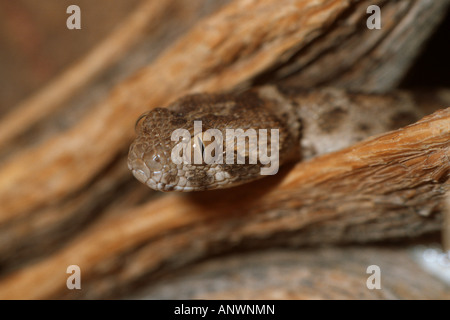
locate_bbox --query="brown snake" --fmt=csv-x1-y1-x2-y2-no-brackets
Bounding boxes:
128,85,423,192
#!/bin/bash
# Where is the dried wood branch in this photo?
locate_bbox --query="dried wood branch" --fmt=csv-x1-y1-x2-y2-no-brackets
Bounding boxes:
135,247,450,300
275,0,450,92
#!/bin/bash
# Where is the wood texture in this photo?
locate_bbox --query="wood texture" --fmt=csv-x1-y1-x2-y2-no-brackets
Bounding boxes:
274,0,450,92
134,246,450,300
0,0,449,299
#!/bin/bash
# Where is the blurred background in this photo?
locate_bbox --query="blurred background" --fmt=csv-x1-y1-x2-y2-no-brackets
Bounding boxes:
0,0,141,114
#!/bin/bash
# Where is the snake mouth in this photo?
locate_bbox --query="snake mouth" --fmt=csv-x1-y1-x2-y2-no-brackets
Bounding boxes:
147,180,194,192
128,158,150,184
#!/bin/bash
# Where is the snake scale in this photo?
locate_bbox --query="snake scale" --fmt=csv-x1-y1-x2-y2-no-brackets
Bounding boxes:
128,85,423,192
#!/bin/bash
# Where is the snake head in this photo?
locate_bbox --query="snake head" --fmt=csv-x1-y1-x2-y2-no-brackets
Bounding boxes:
128,108,182,191
128,91,289,192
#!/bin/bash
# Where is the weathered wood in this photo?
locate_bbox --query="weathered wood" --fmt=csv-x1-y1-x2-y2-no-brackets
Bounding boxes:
274,0,450,92
133,246,450,300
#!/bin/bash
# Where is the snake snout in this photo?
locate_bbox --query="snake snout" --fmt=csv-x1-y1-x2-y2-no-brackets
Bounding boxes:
128,137,173,191
128,157,150,184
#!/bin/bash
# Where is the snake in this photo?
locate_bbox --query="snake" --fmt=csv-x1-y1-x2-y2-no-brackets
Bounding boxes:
128,85,423,192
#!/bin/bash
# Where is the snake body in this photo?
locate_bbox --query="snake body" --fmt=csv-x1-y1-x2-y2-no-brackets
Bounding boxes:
128,86,423,192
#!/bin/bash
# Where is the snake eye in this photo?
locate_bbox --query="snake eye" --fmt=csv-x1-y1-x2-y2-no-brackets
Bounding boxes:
135,111,150,132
